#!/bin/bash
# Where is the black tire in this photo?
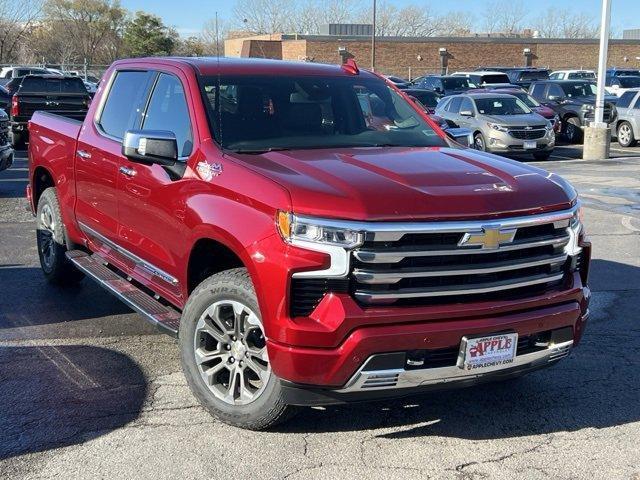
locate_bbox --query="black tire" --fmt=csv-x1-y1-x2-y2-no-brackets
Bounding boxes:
179,268,295,430
533,152,552,161
564,117,583,144
616,121,636,148
36,188,84,285
473,132,486,151
11,130,25,150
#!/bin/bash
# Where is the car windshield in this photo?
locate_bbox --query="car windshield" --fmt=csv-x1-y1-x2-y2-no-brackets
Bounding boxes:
19,76,87,94
441,77,470,90
519,70,549,81
408,91,438,107
510,92,541,108
479,74,510,84
561,82,597,97
201,75,446,152
618,77,640,88
474,97,532,115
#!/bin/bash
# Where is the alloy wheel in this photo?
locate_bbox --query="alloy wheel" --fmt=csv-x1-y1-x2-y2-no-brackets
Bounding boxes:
194,300,270,405
618,123,632,146
38,203,56,269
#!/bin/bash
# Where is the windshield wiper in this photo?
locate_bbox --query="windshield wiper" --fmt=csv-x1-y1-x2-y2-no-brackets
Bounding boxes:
227,147,291,154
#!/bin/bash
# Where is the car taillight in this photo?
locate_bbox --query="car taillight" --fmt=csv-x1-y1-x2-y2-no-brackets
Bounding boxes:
10,95,18,117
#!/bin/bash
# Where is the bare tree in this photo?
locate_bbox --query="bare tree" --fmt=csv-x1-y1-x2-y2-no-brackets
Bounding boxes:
201,16,228,54
231,0,297,34
0,0,43,63
436,12,473,37
533,8,597,38
482,0,527,35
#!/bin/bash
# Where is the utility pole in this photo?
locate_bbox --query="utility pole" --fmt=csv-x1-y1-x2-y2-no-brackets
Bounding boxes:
371,0,376,71
583,0,612,160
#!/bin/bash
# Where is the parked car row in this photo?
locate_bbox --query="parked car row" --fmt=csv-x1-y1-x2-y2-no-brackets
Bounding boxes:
0,65,99,94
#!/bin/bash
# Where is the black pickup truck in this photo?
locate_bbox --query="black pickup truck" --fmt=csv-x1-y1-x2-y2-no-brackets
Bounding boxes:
9,75,90,149
0,109,13,172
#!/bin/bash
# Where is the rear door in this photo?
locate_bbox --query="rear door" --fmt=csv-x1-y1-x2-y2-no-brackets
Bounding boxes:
115,69,196,301
75,69,155,247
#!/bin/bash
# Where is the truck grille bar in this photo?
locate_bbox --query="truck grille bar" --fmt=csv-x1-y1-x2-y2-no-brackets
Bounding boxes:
350,207,576,307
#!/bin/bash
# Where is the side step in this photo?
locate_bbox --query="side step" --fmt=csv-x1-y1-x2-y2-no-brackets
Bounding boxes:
66,250,181,337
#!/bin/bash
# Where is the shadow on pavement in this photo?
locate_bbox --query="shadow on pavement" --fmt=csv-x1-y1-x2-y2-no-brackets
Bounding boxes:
0,345,147,460
0,266,133,330
278,259,640,439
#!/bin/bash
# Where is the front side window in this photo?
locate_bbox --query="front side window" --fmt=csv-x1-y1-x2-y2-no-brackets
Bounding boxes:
201,75,446,152
447,97,463,113
617,91,636,109
143,73,193,157
475,97,532,115
442,77,469,90
530,83,546,99
459,97,474,113
548,84,565,98
99,70,153,139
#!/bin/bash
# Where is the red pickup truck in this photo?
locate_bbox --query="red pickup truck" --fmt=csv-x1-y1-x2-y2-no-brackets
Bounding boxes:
27,57,591,430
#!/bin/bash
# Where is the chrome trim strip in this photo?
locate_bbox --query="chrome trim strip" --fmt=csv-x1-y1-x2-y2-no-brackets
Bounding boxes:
353,254,568,284
78,222,179,286
353,235,570,264
296,205,578,243
337,340,574,393
291,240,350,278
354,272,565,302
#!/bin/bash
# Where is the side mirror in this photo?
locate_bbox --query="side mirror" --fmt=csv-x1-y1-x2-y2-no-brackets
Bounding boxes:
434,87,443,93
445,127,473,147
547,95,565,102
122,130,178,166
459,109,474,117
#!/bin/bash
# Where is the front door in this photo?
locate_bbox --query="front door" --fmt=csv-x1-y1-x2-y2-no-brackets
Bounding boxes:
116,71,196,303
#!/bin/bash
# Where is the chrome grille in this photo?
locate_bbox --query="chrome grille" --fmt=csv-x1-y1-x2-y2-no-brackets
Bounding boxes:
0,119,8,146
351,209,574,306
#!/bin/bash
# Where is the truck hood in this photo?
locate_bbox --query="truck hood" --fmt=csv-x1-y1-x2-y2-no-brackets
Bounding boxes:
230,147,574,221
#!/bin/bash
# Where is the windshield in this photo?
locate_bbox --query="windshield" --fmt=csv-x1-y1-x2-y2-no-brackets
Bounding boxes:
519,70,549,81
619,77,640,88
19,77,87,94
474,97,532,115
441,77,470,90
479,74,510,85
201,75,446,152
561,82,597,97
510,92,541,108
409,91,438,107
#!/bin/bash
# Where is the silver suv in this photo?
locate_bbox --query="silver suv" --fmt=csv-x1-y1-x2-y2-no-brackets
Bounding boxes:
613,88,640,147
435,93,555,160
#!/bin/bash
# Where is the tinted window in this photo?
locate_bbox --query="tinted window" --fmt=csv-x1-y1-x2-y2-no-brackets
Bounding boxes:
548,84,565,98
99,71,152,139
617,91,636,109
480,74,510,84
202,75,445,151
409,91,439,108
519,70,550,81
442,77,469,90
568,72,594,79
530,83,546,99
619,77,640,88
447,97,463,113
511,91,540,108
19,77,87,94
143,74,193,157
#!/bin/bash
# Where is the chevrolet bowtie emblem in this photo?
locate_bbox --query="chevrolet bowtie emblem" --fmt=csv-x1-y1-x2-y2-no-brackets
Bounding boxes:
458,225,517,249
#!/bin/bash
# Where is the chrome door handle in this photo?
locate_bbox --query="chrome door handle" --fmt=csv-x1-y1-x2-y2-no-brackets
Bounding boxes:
77,150,91,159
119,166,137,177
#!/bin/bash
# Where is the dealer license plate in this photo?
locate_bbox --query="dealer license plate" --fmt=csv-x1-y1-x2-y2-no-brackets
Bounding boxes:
458,333,518,371
523,140,537,149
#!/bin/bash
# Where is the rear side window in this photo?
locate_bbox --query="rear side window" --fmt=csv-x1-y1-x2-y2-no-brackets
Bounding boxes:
98,70,153,139
617,91,637,109
142,74,193,157
447,97,463,113
530,83,546,99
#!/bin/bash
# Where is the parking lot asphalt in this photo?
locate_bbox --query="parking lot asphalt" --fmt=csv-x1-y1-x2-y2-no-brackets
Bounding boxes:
1,147,639,480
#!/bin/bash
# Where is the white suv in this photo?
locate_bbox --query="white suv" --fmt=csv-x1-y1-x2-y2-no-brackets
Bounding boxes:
549,70,596,81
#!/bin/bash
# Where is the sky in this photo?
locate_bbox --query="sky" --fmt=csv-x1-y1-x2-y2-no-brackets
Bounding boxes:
119,0,640,38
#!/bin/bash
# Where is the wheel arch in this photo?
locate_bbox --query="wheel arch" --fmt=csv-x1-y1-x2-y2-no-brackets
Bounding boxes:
186,236,248,295
32,166,55,209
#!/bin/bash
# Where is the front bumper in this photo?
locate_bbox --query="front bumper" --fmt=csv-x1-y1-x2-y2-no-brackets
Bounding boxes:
485,130,555,154
0,145,13,172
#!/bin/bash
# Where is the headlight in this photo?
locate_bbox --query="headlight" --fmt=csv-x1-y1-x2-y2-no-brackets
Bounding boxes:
581,104,594,112
487,122,508,132
277,212,363,248
564,205,584,256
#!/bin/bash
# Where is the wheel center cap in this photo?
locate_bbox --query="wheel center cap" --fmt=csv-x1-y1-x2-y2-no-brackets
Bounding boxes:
230,341,246,360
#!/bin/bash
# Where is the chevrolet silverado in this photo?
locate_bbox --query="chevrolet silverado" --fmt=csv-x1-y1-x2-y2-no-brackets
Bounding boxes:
27,57,591,430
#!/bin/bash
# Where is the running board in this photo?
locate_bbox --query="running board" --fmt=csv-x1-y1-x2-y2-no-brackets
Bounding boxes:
66,250,181,337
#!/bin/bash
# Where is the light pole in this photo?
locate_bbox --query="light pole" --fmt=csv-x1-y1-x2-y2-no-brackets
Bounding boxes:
371,0,376,71
583,0,612,160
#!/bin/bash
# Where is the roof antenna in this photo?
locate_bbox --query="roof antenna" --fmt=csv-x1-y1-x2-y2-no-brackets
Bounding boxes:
215,11,224,156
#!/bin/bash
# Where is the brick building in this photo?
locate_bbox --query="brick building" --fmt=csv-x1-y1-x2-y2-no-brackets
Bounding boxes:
225,33,640,79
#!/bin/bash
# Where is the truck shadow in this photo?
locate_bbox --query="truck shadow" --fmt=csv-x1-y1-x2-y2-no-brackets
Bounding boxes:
280,259,640,438
0,266,135,332
0,345,146,460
